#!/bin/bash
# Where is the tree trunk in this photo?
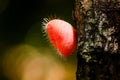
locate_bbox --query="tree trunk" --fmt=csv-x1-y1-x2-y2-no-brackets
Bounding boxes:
73,0,120,80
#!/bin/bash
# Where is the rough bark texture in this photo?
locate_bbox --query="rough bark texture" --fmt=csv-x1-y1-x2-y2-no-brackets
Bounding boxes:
73,0,120,80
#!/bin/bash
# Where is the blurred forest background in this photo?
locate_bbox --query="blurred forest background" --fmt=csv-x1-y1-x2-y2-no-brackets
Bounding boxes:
0,0,77,80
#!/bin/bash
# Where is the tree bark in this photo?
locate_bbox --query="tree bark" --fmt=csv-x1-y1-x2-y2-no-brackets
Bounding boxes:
73,0,120,80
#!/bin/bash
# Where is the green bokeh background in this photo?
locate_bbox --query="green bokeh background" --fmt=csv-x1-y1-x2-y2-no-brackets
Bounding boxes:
0,0,77,63
0,0,77,80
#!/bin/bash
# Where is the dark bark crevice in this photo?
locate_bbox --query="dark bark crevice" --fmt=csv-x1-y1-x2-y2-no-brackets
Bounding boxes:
73,0,120,80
